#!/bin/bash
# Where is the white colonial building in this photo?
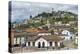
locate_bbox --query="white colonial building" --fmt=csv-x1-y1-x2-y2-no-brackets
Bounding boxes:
12,29,66,48
62,30,71,36
61,30,74,40
26,36,64,48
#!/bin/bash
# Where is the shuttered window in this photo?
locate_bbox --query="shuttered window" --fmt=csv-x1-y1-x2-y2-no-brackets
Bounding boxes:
33,42,35,46
50,42,52,46
28,42,30,46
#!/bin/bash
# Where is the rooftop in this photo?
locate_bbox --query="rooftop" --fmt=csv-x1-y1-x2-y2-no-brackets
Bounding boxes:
27,35,64,42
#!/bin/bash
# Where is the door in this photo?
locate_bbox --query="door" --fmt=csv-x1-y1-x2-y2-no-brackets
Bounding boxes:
60,42,63,47
38,42,41,48
42,42,45,48
55,42,58,47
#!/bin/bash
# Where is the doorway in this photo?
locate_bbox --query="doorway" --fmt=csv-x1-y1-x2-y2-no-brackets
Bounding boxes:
38,42,41,48
42,42,45,48
55,42,58,47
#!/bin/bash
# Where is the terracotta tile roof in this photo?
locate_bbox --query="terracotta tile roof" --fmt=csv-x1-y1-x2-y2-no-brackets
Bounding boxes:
26,35,64,42
25,28,39,33
25,28,50,33
38,29,50,33
14,32,38,37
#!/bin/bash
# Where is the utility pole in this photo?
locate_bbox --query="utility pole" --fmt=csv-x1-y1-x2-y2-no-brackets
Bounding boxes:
9,1,12,53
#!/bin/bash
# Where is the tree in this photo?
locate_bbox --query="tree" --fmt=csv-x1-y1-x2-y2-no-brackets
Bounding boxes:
49,17,55,24
62,16,69,24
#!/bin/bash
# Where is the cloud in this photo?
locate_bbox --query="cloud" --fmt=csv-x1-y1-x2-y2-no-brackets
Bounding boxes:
11,1,78,22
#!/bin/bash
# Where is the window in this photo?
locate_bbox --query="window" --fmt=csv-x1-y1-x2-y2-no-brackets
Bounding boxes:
14,38,16,44
28,42,30,46
17,37,20,44
42,42,45,48
49,42,52,46
38,42,41,48
55,42,58,46
21,37,24,44
67,32,68,35
33,42,35,46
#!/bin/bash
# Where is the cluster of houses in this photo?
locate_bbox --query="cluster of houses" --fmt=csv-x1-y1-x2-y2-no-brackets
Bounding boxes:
11,25,76,49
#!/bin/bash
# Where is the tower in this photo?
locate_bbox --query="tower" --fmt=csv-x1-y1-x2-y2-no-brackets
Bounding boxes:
30,15,32,19
52,8,54,13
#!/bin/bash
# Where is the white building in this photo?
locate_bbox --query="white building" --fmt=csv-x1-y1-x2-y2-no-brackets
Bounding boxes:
12,29,65,48
38,33,51,36
62,30,71,36
61,30,74,40
26,36,64,48
14,37,25,45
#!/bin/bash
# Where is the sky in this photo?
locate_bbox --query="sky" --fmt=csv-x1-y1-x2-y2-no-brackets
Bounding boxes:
11,1,78,22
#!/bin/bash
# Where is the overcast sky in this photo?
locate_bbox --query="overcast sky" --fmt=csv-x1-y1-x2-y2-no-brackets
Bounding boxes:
11,1,78,22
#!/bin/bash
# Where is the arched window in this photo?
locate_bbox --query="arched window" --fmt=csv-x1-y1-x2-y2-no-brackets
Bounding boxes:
14,38,16,45
49,42,52,46
67,32,68,35
33,42,35,46
55,42,58,47
28,42,30,46
38,42,41,48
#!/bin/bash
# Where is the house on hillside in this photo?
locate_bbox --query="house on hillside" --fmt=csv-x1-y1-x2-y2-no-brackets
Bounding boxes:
62,30,71,36
61,30,74,40
54,21,62,25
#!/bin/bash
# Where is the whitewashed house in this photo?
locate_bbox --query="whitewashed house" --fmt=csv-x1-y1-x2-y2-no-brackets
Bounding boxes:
61,30,73,40
62,30,71,36
14,37,25,45
12,29,64,48
26,36,64,48
38,33,51,36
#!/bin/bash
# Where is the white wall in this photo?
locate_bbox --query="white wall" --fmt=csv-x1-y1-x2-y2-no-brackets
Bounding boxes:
26,41,33,47
65,36,71,40
14,38,16,45
21,37,25,44
58,42,60,47
38,33,51,36
30,42,33,46
48,42,55,47
52,42,55,47
75,37,78,44
26,42,28,46
17,37,20,44
62,30,70,36
14,37,25,45
35,38,48,47
60,36,71,40
26,38,61,47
